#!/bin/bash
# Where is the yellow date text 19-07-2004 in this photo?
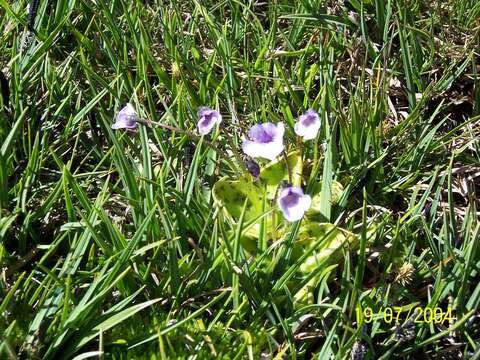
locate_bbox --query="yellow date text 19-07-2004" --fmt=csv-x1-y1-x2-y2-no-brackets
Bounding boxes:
355,306,455,325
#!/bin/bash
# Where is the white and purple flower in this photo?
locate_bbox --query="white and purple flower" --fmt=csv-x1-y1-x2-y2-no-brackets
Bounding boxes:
277,186,311,222
111,103,138,130
242,122,285,161
294,109,320,140
197,107,222,135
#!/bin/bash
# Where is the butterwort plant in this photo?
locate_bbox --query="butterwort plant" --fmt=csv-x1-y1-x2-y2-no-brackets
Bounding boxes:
201,106,356,304
109,103,317,223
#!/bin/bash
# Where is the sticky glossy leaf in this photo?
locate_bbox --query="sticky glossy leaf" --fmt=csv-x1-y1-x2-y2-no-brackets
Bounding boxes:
259,151,302,198
307,180,344,215
295,223,357,273
212,176,263,222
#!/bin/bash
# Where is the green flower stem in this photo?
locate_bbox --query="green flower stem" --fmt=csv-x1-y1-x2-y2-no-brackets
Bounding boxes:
282,150,293,185
223,133,248,174
292,138,303,187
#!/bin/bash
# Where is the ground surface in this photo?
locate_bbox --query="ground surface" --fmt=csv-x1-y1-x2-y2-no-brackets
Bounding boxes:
1,0,480,359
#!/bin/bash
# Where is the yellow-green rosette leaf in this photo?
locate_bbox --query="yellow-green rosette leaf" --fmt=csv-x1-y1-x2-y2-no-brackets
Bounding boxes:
212,176,263,222
259,151,302,198
307,180,344,215
296,223,357,274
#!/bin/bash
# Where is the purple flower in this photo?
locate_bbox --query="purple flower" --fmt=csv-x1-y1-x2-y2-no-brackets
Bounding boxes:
242,122,284,160
294,109,320,140
197,107,222,135
277,186,311,222
111,103,138,130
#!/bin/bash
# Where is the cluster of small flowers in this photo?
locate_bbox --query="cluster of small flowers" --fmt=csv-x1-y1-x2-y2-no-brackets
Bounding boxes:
112,104,321,222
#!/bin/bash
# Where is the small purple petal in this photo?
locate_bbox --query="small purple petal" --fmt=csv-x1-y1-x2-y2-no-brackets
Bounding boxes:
197,107,222,135
112,103,138,130
300,109,319,126
249,123,279,143
277,186,311,221
242,122,284,160
294,109,320,140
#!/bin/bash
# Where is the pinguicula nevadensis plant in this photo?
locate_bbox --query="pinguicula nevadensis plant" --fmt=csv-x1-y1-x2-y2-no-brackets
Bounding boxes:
210,108,358,304
112,103,357,304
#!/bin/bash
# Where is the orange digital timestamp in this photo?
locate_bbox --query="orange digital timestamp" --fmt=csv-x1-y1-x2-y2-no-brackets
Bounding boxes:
355,306,455,325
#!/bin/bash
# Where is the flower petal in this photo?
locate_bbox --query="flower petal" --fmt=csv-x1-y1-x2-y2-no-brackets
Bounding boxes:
277,186,311,221
248,123,278,143
112,103,138,130
275,122,285,138
294,109,320,140
242,122,285,160
111,122,137,130
294,121,320,140
242,139,284,160
197,107,222,135
119,103,138,119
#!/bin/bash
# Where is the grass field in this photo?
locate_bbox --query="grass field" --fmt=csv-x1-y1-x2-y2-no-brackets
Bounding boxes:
1,0,480,358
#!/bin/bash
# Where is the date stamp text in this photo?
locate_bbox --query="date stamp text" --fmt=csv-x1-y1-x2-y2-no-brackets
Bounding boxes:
356,306,455,325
